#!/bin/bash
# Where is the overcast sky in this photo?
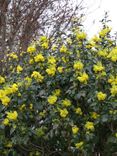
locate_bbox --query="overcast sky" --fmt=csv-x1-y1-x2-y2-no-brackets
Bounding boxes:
83,0,117,37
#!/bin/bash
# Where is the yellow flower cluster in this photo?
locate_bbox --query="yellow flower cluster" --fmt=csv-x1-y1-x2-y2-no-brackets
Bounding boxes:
76,31,87,40
48,56,56,64
93,62,105,73
62,98,71,107
77,72,89,84
75,107,82,115
27,45,36,54
7,111,18,121
108,75,117,96
97,91,107,101
40,36,49,49
60,45,67,53
31,71,44,82
46,66,56,76
107,47,117,62
72,125,79,134
99,27,111,37
85,121,94,131
7,52,18,60
73,61,84,70
0,76,5,84
59,108,68,118
17,65,23,73
47,95,57,105
34,53,45,62
75,141,84,149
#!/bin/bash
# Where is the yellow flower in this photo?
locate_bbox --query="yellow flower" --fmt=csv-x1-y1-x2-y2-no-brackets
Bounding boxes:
107,48,117,62
57,66,63,73
93,62,105,73
16,65,23,73
1,96,10,106
6,111,18,120
110,85,117,96
75,107,82,115
25,76,32,87
75,141,84,149
62,98,71,107
53,89,61,96
51,44,57,51
40,36,48,42
76,31,87,40
2,118,9,126
98,50,107,57
108,75,117,85
41,42,49,49
60,45,67,53
19,104,26,111
85,121,94,131
29,103,33,110
77,72,89,84
29,59,34,64
91,112,99,119
0,76,5,84
99,27,111,37
97,91,107,101
60,108,68,118
73,61,84,70
11,84,18,93
8,52,18,60
34,54,45,62
72,126,79,134
46,66,56,76
48,95,57,104
31,71,44,82
48,56,56,64
27,46,36,54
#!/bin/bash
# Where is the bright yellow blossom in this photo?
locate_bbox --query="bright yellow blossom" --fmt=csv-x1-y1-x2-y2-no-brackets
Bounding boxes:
97,91,107,101
48,56,56,64
74,61,84,70
27,46,36,54
107,48,117,62
1,96,10,106
31,71,44,82
77,72,89,84
99,27,111,37
2,118,9,126
60,45,67,53
93,62,105,73
75,107,82,115
48,95,57,104
62,98,71,107
110,85,117,96
72,126,79,134
53,89,61,96
75,141,84,149
16,65,23,73
46,66,56,76
85,121,94,131
34,54,45,62
0,76,5,84
7,111,18,120
57,66,63,73
76,31,87,40
60,108,68,118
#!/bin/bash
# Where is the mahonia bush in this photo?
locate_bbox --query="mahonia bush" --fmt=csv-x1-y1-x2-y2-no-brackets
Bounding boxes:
0,24,117,156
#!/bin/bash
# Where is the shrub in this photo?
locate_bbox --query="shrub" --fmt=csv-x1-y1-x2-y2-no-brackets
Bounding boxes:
0,25,117,156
